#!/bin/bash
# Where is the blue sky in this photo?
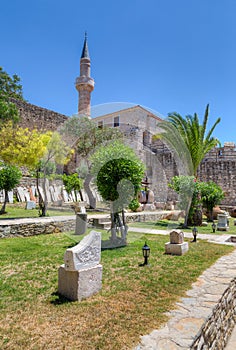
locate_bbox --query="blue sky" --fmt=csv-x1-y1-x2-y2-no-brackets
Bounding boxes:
1,0,236,143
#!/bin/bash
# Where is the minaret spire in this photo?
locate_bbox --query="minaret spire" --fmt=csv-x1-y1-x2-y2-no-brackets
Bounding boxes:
81,32,90,59
75,33,94,117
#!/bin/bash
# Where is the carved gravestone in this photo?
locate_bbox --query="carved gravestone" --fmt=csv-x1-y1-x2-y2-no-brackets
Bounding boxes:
26,201,36,210
217,213,229,231
58,230,102,301
170,230,184,244
165,230,189,256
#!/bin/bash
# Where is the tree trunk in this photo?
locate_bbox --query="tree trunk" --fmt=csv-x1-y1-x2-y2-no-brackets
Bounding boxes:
79,190,84,201
183,198,192,227
40,172,48,217
0,189,8,214
109,204,128,246
36,168,48,217
84,173,96,209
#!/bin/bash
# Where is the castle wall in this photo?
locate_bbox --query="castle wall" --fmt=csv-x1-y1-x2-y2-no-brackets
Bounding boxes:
11,98,68,131
198,144,236,206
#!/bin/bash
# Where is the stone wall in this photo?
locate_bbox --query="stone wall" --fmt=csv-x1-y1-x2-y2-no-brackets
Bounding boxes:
11,98,68,131
190,277,236,349
198,144,236,206
0,217,75,238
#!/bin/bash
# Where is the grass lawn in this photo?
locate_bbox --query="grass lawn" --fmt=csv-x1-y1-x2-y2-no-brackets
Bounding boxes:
0,230,234,349
0,203,74,219
0,203,108,220
129,217,236,235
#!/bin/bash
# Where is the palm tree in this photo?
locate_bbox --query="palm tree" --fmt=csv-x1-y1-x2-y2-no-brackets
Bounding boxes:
166,104,221,177
157,104,221,226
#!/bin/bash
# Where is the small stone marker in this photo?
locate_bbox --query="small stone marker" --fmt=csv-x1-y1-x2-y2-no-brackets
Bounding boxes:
25,201,36,210
165,230,189,256
170,230,184,244
75,203,87,235
58,230,102,301
217,213,229,231
8,191,13,204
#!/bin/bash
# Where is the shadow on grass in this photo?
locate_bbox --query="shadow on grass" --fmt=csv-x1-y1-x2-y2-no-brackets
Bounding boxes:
154,220,182,229
50,291,74,305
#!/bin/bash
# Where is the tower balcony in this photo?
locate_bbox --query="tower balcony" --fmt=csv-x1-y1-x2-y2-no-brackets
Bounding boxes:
75,76,94,91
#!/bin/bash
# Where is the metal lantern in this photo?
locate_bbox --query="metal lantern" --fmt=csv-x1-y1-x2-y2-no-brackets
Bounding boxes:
192,227,198,242
212,222,216,233
142,241,150,265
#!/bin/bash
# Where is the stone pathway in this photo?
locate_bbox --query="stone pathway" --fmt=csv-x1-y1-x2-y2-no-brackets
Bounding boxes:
128,226,236,246
128,226,236,349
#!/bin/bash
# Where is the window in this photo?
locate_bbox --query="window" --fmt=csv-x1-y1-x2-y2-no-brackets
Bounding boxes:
98,120,103,129
113,116,120,127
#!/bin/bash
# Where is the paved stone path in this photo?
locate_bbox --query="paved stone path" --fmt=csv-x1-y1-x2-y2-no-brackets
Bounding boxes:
128,227,236,349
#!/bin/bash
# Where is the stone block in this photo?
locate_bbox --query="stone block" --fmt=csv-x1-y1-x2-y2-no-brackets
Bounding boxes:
58,264,102,301
165,242,189,255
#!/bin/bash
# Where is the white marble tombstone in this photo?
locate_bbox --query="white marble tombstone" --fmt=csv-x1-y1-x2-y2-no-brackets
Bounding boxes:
58,231,102,301
8,191,13,204
217,213,229,231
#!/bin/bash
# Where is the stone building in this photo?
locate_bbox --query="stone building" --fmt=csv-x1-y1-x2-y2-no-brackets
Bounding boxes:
11,35,236,206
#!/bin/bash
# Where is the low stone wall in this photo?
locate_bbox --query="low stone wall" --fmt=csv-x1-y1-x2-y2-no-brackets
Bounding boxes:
190,277,236,349
0,218,76,238
125,211,174,223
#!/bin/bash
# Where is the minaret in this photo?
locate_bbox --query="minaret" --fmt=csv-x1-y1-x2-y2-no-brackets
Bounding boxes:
75,33,95,117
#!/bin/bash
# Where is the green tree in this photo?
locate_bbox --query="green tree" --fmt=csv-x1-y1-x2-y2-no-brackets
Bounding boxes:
0,99,19,126
37,132,72,217
61,115,123,208
198,181,225,221
91,141,145,245
0,66,24,126
169,175,200,226
0,67,24,100
0,164,22,214
158,104,221,225
62,173,83,202
165,104,221,177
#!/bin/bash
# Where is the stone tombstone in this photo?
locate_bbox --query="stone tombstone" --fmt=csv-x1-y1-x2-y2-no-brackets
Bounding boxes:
170,230,184,244
23,188,30,202
17,187,26,202
26,201,36,210
58,230,102,301
75,203,87,235
165,230,189,256
217,213,229,231
8,191,14,204
49,186,56,202
62,189,69,202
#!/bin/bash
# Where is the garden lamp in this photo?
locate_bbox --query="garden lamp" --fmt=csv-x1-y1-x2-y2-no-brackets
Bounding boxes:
192,227,198,242
212,222,216,233
141,241,150,266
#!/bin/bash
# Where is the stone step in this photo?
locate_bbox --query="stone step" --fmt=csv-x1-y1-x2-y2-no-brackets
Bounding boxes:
92,218,111,230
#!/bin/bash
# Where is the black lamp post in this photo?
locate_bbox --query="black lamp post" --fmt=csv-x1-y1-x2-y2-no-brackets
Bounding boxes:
192,227,198,242
141,241,150,266
212,222,216,233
